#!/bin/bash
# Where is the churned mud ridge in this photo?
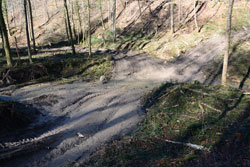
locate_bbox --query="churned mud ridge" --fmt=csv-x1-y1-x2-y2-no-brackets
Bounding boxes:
0,28,250,167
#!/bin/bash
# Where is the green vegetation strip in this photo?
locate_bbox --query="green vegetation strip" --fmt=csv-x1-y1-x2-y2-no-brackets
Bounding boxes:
82,83,250,167
0,54,113,86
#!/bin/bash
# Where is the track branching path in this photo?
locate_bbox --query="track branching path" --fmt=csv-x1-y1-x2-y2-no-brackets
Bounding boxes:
0,28,249,167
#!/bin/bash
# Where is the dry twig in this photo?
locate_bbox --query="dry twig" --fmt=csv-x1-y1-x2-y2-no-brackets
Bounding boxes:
165,139,209,151
201,102,222,113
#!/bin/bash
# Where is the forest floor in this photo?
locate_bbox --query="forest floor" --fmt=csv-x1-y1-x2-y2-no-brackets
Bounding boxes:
0,28,250,167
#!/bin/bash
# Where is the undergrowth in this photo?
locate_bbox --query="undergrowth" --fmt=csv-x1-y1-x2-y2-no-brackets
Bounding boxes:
81,83,250,167
0,53,113,86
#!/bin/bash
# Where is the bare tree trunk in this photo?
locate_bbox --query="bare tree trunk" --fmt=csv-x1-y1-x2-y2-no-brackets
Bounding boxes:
24,0,33,64
98,0,106,44
86,0,91,57
27,0,36,51
0,0,12,67
63,0,76,55
81,0,86,41
43,1,50,21
70,0,77,41
99,0,105,30
10,1,17,28
137,0,142,21
170,1,174,34
75,0,83,43
2,0,11,36
194,0,199,30
108,0,111,24
147,0,153,16
222,0,234,85
0,29,5,58
112,0,116,42
64,9,70,43
178,0,182,23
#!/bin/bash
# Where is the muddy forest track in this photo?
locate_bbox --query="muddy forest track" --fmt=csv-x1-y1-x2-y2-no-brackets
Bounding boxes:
0,28,250,167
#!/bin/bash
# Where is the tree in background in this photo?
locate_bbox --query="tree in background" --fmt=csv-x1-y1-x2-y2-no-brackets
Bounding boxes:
64,8,70,43
2,0,10,36
63,0,76,55
112,0,116,42
27,0,36,51
81,0,86,41
24,0,33,63
43,0,50,21
98,0,106,44
86,0,91,57
75,0,83,43
194,0,199,31
170,0,174,34
222,0,234,85
70,1,77,41
0,0,13,67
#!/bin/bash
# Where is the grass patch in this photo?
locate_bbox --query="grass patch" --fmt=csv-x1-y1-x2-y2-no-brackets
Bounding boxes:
82,83,250,167
0,53,113,86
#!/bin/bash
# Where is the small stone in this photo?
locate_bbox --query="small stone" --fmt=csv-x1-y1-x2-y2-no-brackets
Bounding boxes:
100,75,106,84
76,132,85,138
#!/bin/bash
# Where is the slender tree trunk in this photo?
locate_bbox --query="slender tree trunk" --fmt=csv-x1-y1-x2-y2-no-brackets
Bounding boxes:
137,0,142,21
0,29,5,58
112,0,116,42
2,0,10,36
27,0,36,51
194,0,199,30
170,1,174,34
81,0,86,41
14,36,21,65
75,0,83,42
43,1,50,21
178,0,182,23
63,0,76,55
71,0,76,41
86,0,91,57
108,0,111,24
147,0,153,16
222,0,234,85
0,1,12,67
98,0,106,44
24,0,32,64
99,0,105,30
10,1,17,28
64,9,70,43
27,4,32,42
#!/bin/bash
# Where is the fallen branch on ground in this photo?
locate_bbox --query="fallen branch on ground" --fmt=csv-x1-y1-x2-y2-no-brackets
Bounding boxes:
201,102,222,113
165,139,209,151
183,87,209,96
